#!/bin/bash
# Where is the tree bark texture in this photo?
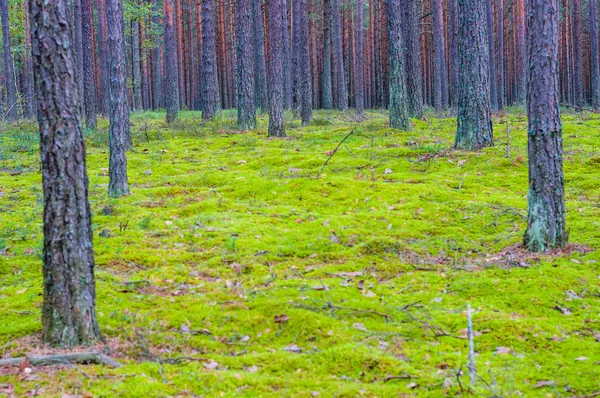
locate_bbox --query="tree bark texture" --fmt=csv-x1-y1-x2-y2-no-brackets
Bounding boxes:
164,0,179,123
81,0,97,128
401,0,423,118
201,0,220,120
1,0,17,120
268,0,286,137
236,0,256,130
387,0,411,130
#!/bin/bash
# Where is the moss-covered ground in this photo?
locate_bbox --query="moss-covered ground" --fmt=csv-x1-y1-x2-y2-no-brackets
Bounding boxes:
0,109,599,397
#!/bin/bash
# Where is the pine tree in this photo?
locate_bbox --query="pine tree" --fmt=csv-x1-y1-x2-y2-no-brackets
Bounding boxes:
387,0,411,130
1,0,18,120
201,0,220,120
236,0,256,130
268,0,286,137
164,0,179,123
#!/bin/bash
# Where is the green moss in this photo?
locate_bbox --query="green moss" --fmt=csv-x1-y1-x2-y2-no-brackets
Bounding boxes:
0,109,599,396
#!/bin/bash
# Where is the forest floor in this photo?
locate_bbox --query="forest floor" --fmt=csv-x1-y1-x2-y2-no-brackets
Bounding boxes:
0,109,599,397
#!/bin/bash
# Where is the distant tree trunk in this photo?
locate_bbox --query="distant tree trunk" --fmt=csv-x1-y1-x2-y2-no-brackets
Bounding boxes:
486,0,498,111
236,0,256,130
332,0,347,110
572,0,584,107
401,0,423,118
517,0,526,103
448,0,459,108
455,0,494,150
106,0,131,197
97,0,111,115
524,0,567,252
355,0,365,116
386,0,410,130
299,0,312,125
131,21,142,111
81,0,97,128
268,0,286,137
164,0,179,123
1,0,17,120
590,0,600,109
29,0,101,347
252,0,268,112
151,0,163,109
432,0,448,112
497,0,505,109
23,0,35,118
201,0,220,120
74,0,85,117
322,0,333,109
283,0,293,110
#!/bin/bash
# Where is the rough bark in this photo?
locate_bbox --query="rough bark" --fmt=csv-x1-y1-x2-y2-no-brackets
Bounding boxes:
455,0,494,150
486,0,498,111
151,0,163,109
432,0,448,112
322,0,333,109
299,0,312,125
164,0,179,123
401,0,423,118
524,0,568,252
23,0,35,118
201,0,220,120
29,0,101,346
268,0,286,137
252,0,268,112
74,0,85,117
81,0,97,128
386,0,411,130
497,0,505,109
355,0,365,116
517,0,526,103
96,0,110,115
236,0,256,130
572,0,584,107
332,0,347,110
591,0,600,109
131,21,142,111
1,0,17,120
106,0,131,197
448,0,459,108
283,0,293,110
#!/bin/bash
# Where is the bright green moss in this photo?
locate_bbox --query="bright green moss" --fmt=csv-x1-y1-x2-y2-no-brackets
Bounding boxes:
0,109,599,396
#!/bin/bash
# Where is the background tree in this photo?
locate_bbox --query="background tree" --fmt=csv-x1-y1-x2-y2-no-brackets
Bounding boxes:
590,0,600,109
432,0,448,112
1,0,17,120
486,0,498,111
571,0,584,107
30,0,101,346
332,0,347,110
268,0,286,137
164,0,179,123
401,0,423,118
81,0,97,128
387,0,410,130
322,0,333,109
455,0,494,150
107,0,131,197
252,0,268,112
448,0,459,107
299,0,312,126
97,0,111,115
236,0,256,130
201,0,220,120
497,0,505,110
354,0,365,116
524,0,568,252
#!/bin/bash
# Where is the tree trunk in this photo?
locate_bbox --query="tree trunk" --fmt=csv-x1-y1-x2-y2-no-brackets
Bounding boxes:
401,0,423,118
131,21,142,111
386,0,411,130
201,0,220,120
96,0,111,115
74,0,85,118
252,0,268,112
497,0,505,109
590,0,600,109
81,0,97,128
164,0,179,123
268,0,286,137
283,0,293,110
432,0,448,112
486,0,498,111
455,0,494,150
106,0,131,197
1,0,17,120
322,0,333,109
355,0,365,115
236,0,256,130
517,0,526,103
332,0,347,110
299,0,312,125
151,0,163,109
23,0,35,118
448,0,459,108
571,0,584,107
29,0,101,347
524,0,568,252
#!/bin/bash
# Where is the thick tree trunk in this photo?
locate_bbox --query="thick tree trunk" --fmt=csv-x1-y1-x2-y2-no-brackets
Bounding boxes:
252,0,268,112
106,0,131,197
401,0,423,118
455,0,494,150
355,0,365,116
432,0,448,112
299,0,312,125
1,0,17,120
386,0,410,130
236,0,256,130
268,0,286,137
201,0,220,120
151,0,163,109
322,0,333,109
486,0,498,111
131,21,142,111
81,0,97,128
332,0,347,110
590,0,600,109
524,0,568,252
96,0,110,115
29,0,101,347
164,0,179,123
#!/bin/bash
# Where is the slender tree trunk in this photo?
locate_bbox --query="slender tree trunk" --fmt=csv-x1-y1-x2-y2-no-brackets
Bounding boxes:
455,0,494,150
432,0,448,112
355,0,365,115
131,21,142,111
164,0,179,123
236,0,256,130
448,0,459,108
299,0,312,125
74,0,85,117
97,0,110,115
322,0,333,109
268,0,286,137
572,0,584,107
497,0,505,109
106,0,131,197
386,0,410,130
23,0,35,118
486,0,498,111
517,0,526,103
29,0,101,347
252,0,268,112
201,0,220,120
401,0,423,118
590,0,600,109
332,0,347,110
151,0,163,109
283,0,293,109
1,0,17,120
524,0,567,252
81,0,97,127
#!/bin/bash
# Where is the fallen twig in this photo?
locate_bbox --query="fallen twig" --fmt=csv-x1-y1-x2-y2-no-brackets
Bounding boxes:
316,130,355,178
0,352,121,368
467,304,476,387
371,374,415,383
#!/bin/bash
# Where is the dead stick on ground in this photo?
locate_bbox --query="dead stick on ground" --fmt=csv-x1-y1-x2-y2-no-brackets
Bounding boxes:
316,130,355,178
0,352,121,368
467,304,476,387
